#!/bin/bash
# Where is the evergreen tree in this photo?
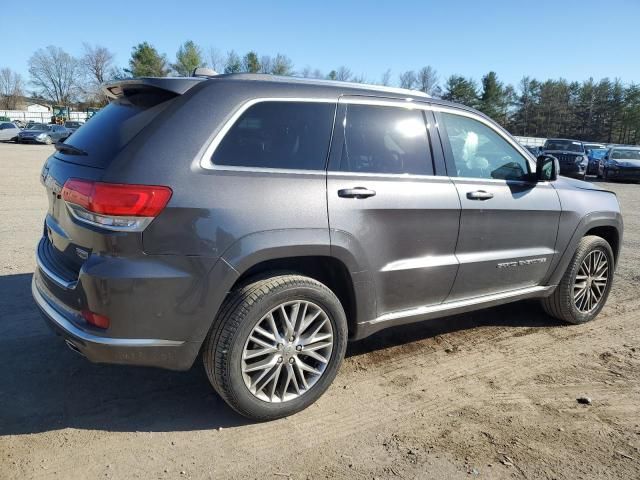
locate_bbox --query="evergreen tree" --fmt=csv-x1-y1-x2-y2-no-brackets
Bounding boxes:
224,50,242,74
127,42,169,77
442,75,478,107
172,40,204,76
243,51,261,73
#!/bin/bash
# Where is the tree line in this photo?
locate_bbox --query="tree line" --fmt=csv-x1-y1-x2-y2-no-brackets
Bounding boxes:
1,40,638,144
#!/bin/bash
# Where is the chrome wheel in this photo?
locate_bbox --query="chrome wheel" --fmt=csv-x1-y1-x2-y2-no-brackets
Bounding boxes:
241,300,334,403
574,249,609,313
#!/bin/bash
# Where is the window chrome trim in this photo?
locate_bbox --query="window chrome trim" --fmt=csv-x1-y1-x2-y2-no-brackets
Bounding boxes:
198,96,535,174
327,170,451,182
199,97,336,171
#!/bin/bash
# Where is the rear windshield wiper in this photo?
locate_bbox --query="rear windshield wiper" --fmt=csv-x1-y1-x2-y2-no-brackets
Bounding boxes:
55,142,88,156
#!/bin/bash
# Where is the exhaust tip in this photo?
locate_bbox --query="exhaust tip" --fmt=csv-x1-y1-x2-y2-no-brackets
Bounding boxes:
65,339,85,357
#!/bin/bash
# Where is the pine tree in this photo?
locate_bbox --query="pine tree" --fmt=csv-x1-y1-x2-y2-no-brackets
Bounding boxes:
127,42,169,77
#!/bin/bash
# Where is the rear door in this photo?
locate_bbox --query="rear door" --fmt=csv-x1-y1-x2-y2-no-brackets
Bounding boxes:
327,97,460,317
435,108,561,301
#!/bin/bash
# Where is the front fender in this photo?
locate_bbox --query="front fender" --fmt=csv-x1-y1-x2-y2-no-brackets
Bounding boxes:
545,210,623,286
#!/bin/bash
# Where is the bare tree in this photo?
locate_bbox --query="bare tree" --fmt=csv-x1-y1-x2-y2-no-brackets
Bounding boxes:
416,66,439,95
380,69,392,86
352,73,367,84
399,70,417,90
300,66,313,78
29,46,81,104
207,47,224,72
335,66,352,81
259,55,273,74
271,54,293,76
81,43,115,103
82,43,115,85
0,68,24,109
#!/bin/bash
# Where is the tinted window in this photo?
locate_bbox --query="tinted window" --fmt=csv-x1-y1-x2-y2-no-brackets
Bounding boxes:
339,104,433,175
54,96,174,168
213,101,335,170
441,112,530,180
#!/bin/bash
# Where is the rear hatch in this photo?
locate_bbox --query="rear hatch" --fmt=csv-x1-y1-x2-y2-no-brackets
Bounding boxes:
39,78,202,287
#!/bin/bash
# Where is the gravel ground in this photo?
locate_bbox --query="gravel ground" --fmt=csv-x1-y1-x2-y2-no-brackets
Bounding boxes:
1,142,639,479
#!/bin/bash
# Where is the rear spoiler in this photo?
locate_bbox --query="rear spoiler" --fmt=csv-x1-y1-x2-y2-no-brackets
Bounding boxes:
102,77,205,100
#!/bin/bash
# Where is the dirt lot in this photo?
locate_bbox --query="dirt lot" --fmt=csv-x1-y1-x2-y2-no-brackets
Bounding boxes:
0,142,639,479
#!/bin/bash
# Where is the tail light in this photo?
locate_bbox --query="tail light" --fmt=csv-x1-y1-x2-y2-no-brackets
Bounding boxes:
61,178,172,231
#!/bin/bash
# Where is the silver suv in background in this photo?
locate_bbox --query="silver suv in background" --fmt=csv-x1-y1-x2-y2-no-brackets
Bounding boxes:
32,74,623,420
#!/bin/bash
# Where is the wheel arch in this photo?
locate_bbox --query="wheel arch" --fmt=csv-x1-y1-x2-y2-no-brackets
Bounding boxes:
546,211,623,286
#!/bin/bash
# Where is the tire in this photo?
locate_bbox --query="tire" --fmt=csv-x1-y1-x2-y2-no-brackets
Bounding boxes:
541,235,614,324
44,136,52,145
202,274,348,421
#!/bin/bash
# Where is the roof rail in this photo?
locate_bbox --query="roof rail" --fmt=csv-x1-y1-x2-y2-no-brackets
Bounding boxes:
211,73,431,98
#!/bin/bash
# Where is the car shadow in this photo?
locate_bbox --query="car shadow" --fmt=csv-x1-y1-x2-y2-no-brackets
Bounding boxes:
1,272,560,436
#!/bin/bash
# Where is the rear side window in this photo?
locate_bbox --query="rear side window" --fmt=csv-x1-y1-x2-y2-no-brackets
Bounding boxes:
338,104,433,175
212,101,336,170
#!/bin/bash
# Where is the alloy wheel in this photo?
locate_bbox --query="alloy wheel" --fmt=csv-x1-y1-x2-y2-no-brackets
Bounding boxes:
573,249,609,313
241,300,334,403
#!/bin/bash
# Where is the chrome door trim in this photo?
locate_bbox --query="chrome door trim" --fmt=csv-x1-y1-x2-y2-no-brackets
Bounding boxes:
367,285,554,326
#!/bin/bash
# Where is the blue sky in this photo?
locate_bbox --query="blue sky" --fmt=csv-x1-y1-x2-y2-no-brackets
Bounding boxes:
2,0,639,88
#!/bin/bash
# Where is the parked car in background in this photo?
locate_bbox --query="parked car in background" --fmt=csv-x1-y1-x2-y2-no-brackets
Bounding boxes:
0,122,21,142
63,120,84,134
541,138,588,179
17,124,70,144
525,145,541,156
598,146,640,181
585,145,608,175
12,119,26,129
32,74,623,421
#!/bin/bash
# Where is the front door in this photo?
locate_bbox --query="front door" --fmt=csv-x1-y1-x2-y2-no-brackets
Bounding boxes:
327,98,461,317
436,109,561,301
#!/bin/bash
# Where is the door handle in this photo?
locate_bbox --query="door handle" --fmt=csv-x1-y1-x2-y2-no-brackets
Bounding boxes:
338,187,376,199
466,190,494,200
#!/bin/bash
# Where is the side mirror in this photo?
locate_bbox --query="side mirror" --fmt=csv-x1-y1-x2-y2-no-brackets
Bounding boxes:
536,154,559,181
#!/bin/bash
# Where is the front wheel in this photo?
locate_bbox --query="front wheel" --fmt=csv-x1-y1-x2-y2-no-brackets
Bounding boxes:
202,274,348,420
541,235,614,324
43,136,52,145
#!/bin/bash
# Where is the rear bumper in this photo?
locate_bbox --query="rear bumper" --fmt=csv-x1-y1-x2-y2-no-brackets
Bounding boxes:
32,268,201,371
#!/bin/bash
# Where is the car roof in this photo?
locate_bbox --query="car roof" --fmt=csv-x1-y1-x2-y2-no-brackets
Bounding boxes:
104,73,483,117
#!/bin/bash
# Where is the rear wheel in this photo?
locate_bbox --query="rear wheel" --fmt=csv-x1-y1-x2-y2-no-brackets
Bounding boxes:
203,274,348,420
541,235,614,324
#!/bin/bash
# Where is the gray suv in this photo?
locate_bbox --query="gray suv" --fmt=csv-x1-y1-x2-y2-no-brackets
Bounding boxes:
32,74,623,420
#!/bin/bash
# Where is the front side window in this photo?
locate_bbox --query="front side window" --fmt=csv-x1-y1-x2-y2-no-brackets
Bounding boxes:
338,104,433,175
212,101,336,170
441,112,530,181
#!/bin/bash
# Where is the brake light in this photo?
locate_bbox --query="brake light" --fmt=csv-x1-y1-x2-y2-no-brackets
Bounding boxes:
61,179,172,231
81,309,110,329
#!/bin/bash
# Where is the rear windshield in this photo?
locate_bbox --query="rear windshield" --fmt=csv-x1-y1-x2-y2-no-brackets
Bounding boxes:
55,92,174,168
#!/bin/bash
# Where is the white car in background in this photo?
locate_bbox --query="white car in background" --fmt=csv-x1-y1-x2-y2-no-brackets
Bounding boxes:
0,122,20,142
